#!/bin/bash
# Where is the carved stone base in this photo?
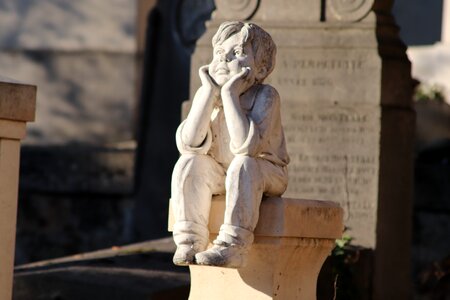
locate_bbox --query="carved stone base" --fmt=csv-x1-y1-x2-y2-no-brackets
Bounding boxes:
169,196,344,299
189,237,335,300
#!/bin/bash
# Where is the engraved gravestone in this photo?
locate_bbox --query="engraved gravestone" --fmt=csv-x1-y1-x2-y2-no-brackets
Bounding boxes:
188,0,414,299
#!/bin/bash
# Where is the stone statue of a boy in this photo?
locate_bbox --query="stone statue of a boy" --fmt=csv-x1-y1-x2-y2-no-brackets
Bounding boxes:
171,21,289,268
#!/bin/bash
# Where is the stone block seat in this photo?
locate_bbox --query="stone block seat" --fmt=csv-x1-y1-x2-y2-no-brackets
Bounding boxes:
168,195,344,300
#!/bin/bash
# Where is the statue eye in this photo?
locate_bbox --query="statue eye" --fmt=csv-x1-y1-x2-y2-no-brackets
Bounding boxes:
234,49,244,56
215,49,224,56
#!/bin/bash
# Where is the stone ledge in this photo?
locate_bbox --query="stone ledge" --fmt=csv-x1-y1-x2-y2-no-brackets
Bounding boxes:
168,196,344,239
0,77,36,122
0,119,26,140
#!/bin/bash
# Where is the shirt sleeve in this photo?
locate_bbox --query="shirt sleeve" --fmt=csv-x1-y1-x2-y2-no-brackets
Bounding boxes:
175,119,212,155
229,85,278,156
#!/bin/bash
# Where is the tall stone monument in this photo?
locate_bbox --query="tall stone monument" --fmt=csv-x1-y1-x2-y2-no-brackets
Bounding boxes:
189,0,414,299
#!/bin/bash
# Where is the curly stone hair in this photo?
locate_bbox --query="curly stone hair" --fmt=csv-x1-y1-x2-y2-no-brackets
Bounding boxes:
212,21,277,82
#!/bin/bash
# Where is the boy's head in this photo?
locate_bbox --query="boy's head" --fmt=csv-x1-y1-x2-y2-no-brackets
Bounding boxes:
209,21,276,86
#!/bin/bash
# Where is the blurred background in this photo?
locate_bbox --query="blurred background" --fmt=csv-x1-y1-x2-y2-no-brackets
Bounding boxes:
0,0,138,264
0,0,449,298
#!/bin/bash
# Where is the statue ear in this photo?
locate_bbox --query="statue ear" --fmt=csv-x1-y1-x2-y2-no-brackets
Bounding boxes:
255,66,267,81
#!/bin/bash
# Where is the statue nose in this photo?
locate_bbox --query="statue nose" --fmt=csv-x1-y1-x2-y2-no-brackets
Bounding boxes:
220,54,231,63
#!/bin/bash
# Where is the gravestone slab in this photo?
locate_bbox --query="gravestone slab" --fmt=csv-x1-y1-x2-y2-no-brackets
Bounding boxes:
188,1,414,299
0,0,136,145
0,0,135,52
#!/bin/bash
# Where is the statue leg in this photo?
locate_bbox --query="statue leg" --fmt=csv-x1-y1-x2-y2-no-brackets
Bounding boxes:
171,153,225,265
195,156,288,268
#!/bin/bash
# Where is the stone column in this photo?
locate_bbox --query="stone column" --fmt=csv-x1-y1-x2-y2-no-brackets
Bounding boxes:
190,0,414,299
0,77,36,300
443,0,450,43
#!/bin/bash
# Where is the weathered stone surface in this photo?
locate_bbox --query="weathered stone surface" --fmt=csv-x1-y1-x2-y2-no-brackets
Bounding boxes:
0,78,36,122
0,52,135,145
0,138,21,300
0,0,135,52
169,196,342,299
190,13,413,251
189,238,335,300
214,0,321,22
169,196,343,239
0,0,137,145
0,77,35,300
282,104,381,247
191,23,382,99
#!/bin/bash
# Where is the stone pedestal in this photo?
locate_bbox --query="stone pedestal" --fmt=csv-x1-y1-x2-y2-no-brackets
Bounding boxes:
0,76,36,300
169,197,343,299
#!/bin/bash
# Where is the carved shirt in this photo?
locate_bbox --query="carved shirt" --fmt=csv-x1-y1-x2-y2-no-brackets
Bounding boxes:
176,84,290,168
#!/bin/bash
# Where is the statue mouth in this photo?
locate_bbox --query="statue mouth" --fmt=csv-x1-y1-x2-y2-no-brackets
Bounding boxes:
216,68,229,75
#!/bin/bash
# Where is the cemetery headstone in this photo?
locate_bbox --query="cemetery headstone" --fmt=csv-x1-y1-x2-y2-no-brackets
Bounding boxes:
188,1,414,299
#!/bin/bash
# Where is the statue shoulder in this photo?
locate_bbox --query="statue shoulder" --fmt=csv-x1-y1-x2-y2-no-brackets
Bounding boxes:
255,84,280,104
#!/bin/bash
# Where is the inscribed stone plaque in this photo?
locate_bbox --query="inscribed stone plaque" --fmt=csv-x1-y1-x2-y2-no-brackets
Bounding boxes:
266,47,382,247
266,49,381,105
281,104,380,247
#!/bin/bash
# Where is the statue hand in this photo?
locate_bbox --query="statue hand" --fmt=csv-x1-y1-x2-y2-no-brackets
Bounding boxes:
221,67,251,97
199,65,220,98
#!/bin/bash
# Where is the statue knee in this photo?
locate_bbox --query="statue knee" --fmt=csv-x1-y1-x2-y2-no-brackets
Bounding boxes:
227,155,260,177
173,154,213,179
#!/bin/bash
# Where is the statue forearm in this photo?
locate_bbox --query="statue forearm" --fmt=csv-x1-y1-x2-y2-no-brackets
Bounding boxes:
182,86,216,147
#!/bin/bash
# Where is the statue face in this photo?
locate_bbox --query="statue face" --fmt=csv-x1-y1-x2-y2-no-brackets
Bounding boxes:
209,33,257,87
